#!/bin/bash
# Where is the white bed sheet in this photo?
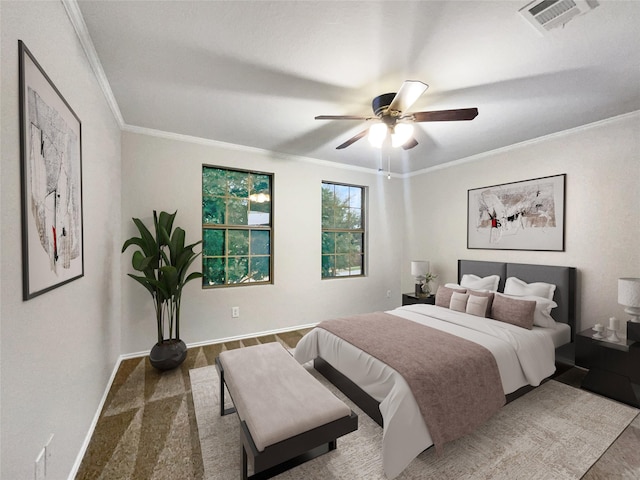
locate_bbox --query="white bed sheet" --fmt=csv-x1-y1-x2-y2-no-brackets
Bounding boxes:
293,304,558,479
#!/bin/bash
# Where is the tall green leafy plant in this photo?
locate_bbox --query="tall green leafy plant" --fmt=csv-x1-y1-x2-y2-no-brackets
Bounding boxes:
122,211,202,344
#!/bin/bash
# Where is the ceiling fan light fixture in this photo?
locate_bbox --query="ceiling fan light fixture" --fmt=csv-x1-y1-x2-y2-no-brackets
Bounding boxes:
368,123,388,148
391,123,414,147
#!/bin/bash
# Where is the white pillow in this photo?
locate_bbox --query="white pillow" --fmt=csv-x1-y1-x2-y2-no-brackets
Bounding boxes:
466,295,490,318
496,293,558,328
504,277,556,301
460,274,500,292
450,292,470,312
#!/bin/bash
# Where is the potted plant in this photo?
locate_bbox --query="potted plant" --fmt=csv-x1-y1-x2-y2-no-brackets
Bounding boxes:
421,272,438,296
122,210,202,370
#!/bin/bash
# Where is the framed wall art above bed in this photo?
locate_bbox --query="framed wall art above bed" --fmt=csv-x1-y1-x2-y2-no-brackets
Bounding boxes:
467,174,565,251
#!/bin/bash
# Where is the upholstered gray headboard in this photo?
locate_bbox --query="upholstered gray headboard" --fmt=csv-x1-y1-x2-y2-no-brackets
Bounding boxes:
458,259,577,339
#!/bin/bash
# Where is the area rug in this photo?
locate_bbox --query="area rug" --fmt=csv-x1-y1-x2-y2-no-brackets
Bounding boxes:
190,364,638,480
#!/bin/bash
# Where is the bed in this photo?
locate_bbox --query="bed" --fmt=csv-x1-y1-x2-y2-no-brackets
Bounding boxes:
293,260,577,479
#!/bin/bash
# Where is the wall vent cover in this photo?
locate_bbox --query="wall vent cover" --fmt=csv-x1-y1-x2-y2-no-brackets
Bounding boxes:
519,0,599,34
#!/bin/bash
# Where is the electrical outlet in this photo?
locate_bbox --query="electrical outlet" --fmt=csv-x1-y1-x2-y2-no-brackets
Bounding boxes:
232,306,240,318
35,448,45,480
386,290,392,298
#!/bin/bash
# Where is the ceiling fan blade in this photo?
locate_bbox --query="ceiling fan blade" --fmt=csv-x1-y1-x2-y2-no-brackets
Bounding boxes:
409,108,479,122
315,115,375,121
388,80,429,114
336,128,369,149
401,137,419,150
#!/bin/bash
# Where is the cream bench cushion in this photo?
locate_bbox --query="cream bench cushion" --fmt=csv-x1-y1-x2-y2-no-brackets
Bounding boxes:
218,342,352,451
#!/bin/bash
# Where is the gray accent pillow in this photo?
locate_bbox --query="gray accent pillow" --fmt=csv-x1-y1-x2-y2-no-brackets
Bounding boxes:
435,285,467,308
491,293,536,329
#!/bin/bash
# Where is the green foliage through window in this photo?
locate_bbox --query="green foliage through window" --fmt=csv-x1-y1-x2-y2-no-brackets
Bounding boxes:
202,166,272,286
322,182,365,278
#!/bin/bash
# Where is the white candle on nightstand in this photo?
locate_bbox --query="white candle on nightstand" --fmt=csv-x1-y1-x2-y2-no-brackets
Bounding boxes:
609,317,620,331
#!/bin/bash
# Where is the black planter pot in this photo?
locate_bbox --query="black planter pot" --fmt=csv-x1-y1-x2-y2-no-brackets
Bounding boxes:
149,339,187,371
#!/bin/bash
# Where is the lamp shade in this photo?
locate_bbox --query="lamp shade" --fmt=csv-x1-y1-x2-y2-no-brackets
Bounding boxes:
391,123,414,147
618,278,640,307
368,123,388,148
411,261,429,277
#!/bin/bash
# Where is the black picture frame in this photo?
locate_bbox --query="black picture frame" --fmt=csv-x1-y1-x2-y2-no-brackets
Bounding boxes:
467,174,566,251
19,40,84,300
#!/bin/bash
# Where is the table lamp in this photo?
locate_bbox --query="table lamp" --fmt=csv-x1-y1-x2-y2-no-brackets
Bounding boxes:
618,277,640,341
411,261,429,297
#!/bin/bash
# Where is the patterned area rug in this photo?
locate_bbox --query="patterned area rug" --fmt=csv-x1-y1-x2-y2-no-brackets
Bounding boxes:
191,361,638,480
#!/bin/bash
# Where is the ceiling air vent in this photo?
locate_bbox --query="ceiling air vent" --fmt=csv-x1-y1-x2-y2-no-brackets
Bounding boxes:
519,0,599,34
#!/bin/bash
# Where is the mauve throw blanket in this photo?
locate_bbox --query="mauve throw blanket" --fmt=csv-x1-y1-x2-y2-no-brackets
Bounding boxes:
318,312,505,450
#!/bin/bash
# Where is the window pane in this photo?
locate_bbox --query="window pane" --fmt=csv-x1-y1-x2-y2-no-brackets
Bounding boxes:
348,253,363,275
349,187,361,208
322,232,335,255
335,184,350,204
203,229,225,256
228,257,249,283
335,255,349,276
228,170,249,197
202,197,225,225
346,208,361,229
228,230,249,255
351,233,363,253
248,201,270,226
251,230,270,255
322,255,335,278
227,198,248,225
335,232,352,254
203,168,227,196
251,257,270,282
252,174,271,195
203,257,225,286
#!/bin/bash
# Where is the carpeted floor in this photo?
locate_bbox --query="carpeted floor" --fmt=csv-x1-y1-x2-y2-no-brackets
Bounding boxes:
191,367,637,480
75,328,640,479
75,329,311,480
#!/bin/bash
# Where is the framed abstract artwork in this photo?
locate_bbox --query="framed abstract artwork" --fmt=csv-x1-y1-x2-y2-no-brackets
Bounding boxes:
467,174,565,251
19,40,84,300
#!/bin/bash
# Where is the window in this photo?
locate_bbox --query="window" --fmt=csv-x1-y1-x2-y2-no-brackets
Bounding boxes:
202,166,272,287
321,181,365,278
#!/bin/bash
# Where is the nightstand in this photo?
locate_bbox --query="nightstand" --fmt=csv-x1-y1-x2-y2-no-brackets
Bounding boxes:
575,328,640,407
402,293,436,306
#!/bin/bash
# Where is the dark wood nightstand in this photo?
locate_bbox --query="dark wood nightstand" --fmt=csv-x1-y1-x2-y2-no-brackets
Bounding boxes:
575,328,640,407
402,293,436,306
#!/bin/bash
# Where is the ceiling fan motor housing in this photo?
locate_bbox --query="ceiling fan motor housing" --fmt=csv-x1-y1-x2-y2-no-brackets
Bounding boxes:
372,93,396,116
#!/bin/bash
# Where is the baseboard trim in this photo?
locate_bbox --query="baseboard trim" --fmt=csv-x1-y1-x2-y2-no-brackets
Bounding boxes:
67,354,124,480
119,322,319,360
68,323,318,478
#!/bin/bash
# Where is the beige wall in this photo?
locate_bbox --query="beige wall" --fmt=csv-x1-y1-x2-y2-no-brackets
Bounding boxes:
120,130,404,354
0,1,122,478
402,112,640,332
1,2,638,478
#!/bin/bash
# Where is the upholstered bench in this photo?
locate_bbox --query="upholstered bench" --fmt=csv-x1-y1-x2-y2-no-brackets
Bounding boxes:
216,342,358,479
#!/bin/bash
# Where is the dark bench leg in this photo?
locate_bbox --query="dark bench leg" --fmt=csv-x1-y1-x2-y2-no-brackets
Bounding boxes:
215,357,236,416
242,445,248,480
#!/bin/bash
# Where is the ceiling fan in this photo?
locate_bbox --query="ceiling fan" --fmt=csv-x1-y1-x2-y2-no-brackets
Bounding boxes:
315,80,478,150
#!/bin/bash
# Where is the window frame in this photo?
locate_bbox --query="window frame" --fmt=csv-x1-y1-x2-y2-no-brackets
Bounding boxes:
202,164,274,288
321,180,366,279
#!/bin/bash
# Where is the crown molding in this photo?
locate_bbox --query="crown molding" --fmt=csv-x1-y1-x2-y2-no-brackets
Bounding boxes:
123,124,401,178
62,0,125,127
403,110,640,179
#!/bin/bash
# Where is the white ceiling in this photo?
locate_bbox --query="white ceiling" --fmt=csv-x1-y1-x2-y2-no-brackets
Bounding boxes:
75,0,640,174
